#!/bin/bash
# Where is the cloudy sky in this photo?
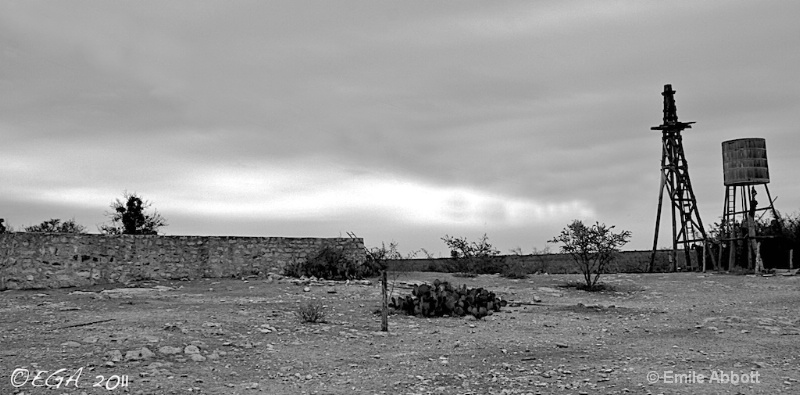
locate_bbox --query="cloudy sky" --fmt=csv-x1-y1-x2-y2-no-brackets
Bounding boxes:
2,1,798,257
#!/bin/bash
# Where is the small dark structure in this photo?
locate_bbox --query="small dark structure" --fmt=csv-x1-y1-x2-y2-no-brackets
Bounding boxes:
648,84,711,272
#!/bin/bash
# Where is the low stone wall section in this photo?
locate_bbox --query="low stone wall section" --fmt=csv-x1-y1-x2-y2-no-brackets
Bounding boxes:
0,233,365,290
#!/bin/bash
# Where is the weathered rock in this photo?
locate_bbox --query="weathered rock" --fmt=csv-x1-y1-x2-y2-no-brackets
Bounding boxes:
184,345,201,355
159,346,182,355
190,353,207,362
125,347,155,361
107,349,123,362
61,341,81,348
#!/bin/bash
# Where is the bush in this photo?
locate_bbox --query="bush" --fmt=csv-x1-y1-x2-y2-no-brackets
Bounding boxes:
25,218,86,234
282,246,374,280
282,257,305,278
550,220,631,291
441,234,500,275
500,258,528,279
296,301,327,323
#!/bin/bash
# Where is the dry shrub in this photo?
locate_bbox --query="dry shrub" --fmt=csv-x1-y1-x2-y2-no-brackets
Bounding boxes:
296,301,327,323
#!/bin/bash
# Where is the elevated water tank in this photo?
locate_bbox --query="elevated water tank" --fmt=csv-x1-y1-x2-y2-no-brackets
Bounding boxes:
722,138,769,186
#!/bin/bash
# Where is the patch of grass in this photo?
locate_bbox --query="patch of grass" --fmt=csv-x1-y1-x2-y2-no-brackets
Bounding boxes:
295,301,327,323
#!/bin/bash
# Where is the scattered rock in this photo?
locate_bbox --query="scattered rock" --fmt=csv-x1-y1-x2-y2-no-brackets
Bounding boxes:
107,349,123,362
303,286,311,292
125,347,155,361
159,346,183,355
61,341,81,348
184,345,201,355
190,354,207,362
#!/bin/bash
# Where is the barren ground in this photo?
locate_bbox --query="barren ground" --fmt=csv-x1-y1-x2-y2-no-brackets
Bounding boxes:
1,272,799,395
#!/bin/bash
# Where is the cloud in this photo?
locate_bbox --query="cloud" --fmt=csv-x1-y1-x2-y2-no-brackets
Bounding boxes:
1,1,799,255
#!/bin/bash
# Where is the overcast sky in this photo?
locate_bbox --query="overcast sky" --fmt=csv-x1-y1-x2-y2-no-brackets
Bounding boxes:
2,1,798,257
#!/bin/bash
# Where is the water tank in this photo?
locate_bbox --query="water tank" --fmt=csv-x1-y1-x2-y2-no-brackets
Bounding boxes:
722,138,769,186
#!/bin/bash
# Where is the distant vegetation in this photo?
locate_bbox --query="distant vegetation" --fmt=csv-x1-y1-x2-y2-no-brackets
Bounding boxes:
440,233,500,276
283,245,380,280
100,191,167,235
24,218,86,234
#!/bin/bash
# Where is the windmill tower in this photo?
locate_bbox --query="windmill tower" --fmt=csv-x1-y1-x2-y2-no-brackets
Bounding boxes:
648,84,709,272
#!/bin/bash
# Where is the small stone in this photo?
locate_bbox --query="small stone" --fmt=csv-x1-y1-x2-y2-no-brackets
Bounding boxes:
184,345,201,354
555,343,569,348
108,349,123,362
159,346,182,355
61,341,81,348
125,347,155,361
82,337,98,344
140,347,155,359
303,286,311,292
190,354,207,362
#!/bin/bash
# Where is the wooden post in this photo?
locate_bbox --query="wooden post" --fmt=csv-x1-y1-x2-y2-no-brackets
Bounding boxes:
790,249,794,270
754,241,764,274
381,270,388,332
702,242,707,273
649,172,667,273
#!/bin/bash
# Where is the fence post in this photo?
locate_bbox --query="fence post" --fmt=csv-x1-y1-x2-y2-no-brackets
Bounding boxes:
702,242,707,273
381,270,388,332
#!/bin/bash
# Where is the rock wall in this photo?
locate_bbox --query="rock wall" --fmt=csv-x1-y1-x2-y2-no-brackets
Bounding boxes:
0,233,365,290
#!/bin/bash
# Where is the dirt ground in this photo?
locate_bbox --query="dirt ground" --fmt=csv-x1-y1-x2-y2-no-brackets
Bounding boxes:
1,271,799,395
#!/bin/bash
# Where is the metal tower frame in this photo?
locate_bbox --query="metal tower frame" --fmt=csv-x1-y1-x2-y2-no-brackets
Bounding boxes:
649,84,709,272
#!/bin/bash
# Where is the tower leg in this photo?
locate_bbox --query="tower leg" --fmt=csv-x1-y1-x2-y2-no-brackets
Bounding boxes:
649,172,667,272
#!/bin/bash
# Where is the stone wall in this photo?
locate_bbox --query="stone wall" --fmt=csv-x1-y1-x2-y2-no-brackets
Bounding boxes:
386,250,698,274
0,233,365,290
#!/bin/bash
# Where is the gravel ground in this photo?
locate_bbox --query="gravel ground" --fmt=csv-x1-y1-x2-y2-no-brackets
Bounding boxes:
1,271,799,394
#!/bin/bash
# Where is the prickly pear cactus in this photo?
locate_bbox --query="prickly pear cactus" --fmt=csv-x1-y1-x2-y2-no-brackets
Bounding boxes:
390,279,506,319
